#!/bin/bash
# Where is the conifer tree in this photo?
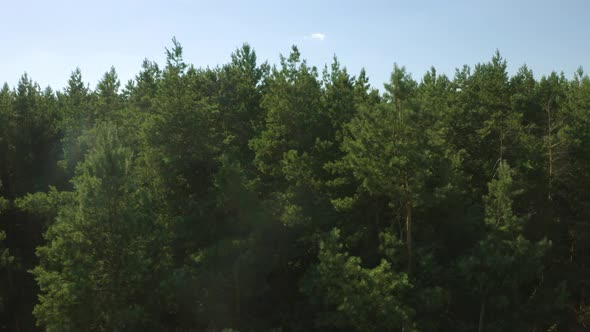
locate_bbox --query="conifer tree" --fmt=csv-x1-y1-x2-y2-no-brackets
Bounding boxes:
458,161,549,332
33,125,168,331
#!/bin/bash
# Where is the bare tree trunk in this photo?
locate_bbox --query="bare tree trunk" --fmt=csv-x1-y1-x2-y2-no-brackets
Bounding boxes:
402,200,413,332
499,120,504,162
478,297,486,332
547,104,553,200
397,98,402,122
233,260,241,324
406,202,413,275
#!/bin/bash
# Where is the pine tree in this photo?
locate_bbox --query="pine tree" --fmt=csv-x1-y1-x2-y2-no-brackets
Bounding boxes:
0,195,14,314
458,161,549,331
302,228,413,331
58,68,93,179
32,125,168,331
95,67,122,123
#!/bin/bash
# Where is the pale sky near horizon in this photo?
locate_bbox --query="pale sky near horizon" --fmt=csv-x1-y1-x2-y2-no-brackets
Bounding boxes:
1,0,589,92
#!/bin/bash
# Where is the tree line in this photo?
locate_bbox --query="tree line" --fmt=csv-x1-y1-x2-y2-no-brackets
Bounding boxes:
1,39,590,331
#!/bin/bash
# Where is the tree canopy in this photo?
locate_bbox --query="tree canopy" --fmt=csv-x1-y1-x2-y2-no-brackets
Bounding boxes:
0,40,589,331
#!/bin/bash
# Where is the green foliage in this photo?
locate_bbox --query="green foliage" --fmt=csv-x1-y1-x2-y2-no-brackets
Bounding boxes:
458,161,550,331
1,41,589,331
217,44,266,163
15,186,73,225
302,228,413,331
0,196,14,269
32,125,169,331
58,68,94,179
250,45,324,179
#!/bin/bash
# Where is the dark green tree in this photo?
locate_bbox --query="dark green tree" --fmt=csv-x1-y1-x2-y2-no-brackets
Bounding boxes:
302,228,413,331
458,161,549,332
32,125,169,331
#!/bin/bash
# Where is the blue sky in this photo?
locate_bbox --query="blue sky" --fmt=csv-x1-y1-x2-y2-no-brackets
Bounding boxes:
1,0,589,91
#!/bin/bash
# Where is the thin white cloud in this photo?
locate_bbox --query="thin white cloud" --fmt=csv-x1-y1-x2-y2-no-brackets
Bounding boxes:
305,32,326,41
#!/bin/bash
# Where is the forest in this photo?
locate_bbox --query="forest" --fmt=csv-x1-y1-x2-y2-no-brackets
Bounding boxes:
1,39,590,331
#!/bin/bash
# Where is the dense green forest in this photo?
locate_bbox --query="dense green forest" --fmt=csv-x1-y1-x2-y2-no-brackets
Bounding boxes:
1,39,590,331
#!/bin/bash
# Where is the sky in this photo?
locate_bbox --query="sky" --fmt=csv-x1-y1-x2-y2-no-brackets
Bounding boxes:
1,0,589,92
